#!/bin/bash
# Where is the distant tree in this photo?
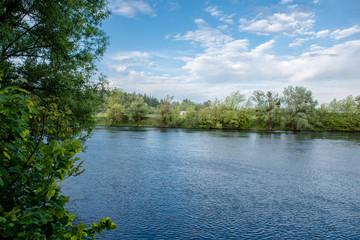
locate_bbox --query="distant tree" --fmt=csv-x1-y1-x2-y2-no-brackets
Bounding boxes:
203,100,211,108
251,90,281,130
224,90,245,110
198,91,250,129
282,86,319,130
104,89,126,124
156,95,173,127
322,95,360,131
181,106,200,129
125,96,149,123
141,93,160,108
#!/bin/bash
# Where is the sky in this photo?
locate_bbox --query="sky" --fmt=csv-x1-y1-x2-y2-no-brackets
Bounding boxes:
99,0,360,104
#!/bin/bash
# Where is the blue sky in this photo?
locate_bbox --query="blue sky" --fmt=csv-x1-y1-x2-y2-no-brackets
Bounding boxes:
100,0,360,103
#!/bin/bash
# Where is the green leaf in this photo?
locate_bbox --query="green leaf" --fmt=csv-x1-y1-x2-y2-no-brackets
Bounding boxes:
3,151,10,160
0,217,6,223
47,189,56,198
72,141,82,153
77,222,87,229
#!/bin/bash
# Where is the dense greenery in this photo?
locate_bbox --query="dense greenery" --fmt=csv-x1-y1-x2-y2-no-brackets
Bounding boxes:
0,0,109,142
99,87,360,132
0,80,116,239
1,0,116,239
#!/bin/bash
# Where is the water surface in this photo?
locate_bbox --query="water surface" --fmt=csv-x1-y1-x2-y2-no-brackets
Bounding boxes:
61,127,360,239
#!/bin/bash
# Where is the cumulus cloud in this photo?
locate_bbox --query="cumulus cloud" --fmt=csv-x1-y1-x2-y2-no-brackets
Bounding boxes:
109,0,156,18
205,6,235,24
171,19,234,49
182,38,360,87
331,25,360,40
105,40,360,103
239,11,314,36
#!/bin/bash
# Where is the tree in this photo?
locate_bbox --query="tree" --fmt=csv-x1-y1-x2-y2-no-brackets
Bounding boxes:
251,90,281,130
125,95,149,123
0,81,116,239
224,90,245,110
282,86,319,130
156,95,173,127
181,106,200,129
322,95,360,131
0,0,110,142
104,89,126,125
0,1,116,238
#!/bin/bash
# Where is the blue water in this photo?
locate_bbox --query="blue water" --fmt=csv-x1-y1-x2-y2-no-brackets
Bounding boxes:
61,127,360,239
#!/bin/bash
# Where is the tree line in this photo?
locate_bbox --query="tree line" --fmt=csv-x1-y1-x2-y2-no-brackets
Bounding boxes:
99,86,360,132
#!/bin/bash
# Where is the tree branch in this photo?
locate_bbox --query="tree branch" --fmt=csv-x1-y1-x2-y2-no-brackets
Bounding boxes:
0,111,46,198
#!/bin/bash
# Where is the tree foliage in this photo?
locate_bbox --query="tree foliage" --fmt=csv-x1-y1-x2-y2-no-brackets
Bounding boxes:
252,90,281,130
282,86,319,130
1,0,116,238
156,95,173,127
0,81,116,239
0,0,110,142
99,87,360,132
321,95,360,131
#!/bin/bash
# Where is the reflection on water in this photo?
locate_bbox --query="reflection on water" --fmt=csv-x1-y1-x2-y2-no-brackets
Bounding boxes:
61,127,360,239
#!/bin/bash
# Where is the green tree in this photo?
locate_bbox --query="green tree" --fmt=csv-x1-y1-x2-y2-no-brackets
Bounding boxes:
282,86,319,130
0,0,116,238
251,90,281,130
0,82,116,239
156,96,173,127
220,91,249,129
0,0,109,142
323,95,360,131
104,89,126,125
198,99,223,129
125,95,149,123
224,91,245,110
181,106,200,129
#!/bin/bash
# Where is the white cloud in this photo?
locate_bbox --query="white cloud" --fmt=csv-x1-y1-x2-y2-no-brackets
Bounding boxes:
309,44,324,51
111,51,155,68
172,19,234,49
105,40,360,103
205,6,235,24
289,37,312,47
180,38,360,102
280,0,293,4
239,11,315,36
316,29,330,38
331,25,360,40
109,0,156,18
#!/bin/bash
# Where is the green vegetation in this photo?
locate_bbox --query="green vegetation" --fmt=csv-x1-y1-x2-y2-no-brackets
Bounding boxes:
1,0,115,239
99,87,360,132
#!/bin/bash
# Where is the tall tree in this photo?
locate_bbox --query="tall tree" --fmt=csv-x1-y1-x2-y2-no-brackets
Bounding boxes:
282,86,319,130
0,1,116,238
104,89,126,124
125,95,149,123
156,95,173,127
251,90,281,130
0,0,109,141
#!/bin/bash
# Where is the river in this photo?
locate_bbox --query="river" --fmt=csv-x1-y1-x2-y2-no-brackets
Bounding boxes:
61,127,360,239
